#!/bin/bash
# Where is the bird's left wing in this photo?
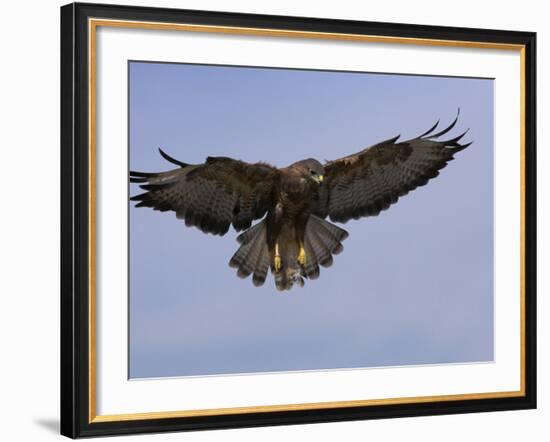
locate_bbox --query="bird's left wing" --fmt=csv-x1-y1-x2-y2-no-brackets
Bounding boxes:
313,114,472,223
130,150,279,235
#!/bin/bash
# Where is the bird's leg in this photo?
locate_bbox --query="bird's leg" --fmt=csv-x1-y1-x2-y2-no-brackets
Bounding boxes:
297,242,306,266
274,242,282,272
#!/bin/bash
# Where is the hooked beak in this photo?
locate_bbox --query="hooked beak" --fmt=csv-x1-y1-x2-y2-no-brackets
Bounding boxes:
316,175,324,184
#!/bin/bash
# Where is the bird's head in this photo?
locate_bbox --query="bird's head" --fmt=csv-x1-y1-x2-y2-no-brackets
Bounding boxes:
291,158,325,185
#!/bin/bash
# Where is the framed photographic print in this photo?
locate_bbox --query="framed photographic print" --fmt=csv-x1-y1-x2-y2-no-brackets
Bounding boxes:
60,2,537,438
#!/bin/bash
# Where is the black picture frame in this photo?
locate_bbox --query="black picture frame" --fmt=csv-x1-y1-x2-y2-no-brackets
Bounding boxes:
61,2,537,438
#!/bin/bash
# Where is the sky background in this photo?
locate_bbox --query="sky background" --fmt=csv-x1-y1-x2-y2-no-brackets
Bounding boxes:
128,61,494,379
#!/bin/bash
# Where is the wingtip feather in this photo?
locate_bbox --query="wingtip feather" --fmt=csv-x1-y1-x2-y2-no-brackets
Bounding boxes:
158,147,188,167
427,113,460,139
419,119,440,138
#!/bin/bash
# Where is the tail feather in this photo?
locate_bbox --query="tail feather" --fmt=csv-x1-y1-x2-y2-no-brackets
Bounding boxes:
238,227,265,278
308,227,334,268
274,270,287,291
251,232,270,287
229,220,270,286
314,217,349,244
235,221,263,245
303,235,321,280
303,215,348,275
252,252,270,287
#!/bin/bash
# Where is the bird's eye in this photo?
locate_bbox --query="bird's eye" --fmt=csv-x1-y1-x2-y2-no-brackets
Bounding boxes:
310,170,317,175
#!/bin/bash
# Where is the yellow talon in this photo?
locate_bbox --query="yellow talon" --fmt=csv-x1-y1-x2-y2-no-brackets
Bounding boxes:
297,246,306,266
274,255,282,272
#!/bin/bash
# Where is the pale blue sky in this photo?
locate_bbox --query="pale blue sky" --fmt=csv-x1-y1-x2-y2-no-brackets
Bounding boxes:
129,61,494,378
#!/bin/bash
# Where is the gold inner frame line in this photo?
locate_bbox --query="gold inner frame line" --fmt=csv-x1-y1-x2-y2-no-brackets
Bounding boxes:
88,18,527,424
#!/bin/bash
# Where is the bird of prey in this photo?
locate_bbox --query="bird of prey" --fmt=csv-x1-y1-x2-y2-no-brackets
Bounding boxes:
130,113,471,291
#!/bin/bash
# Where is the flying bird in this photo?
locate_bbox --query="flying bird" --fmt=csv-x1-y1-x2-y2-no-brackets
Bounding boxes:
130,113,471,291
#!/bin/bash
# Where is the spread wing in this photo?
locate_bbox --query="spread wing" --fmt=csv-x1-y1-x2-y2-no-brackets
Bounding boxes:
313,113,472,223
130,149,279,235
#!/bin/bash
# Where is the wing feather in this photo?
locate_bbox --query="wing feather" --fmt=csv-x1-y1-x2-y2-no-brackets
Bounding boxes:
315,113,472,223
130,151,279,235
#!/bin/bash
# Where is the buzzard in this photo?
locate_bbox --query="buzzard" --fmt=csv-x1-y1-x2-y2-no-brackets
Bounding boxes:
130,113,471,291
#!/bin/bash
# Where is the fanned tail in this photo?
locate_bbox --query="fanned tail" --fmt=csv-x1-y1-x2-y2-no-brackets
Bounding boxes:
229,216,348,291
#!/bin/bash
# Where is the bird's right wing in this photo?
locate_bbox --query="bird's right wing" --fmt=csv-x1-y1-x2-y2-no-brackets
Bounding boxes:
130,150,279,235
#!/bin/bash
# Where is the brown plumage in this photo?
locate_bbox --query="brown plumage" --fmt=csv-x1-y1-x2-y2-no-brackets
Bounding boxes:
130,113,471,291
